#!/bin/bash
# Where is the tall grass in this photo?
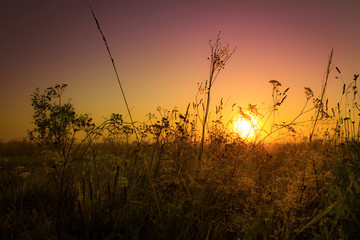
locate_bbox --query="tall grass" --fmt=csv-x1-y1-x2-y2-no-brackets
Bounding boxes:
1,10,359,239
2,134,359,239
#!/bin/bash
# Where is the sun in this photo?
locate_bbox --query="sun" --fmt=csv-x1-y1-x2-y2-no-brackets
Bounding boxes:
233,114,258,139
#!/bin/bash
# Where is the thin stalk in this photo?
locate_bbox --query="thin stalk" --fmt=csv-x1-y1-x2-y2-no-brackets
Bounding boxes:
90,8,139,143
144,160,164,228
197,32,235,163
310,49,333,142
258,98,314,144
198,62,215,164
271,87,276,133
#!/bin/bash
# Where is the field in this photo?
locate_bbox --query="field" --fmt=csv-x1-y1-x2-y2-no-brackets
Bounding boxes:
1,30,360,239
1,133,360,239
2,78,360,240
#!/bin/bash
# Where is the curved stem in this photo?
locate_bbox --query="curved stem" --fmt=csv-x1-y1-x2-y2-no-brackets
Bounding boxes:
91,8,139,144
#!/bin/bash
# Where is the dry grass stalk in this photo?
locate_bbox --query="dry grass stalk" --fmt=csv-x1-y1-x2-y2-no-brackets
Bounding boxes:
310,49,334,142
90,8,139,143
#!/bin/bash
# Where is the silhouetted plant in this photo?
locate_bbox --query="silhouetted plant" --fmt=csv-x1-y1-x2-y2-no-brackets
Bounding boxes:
310,49,334,142
198,32,236,163
332,69,360,142
269,79,289,132
27,84,98,237
91,8,139,143
255,81,321,145
28,84,94,157
3,10,360,238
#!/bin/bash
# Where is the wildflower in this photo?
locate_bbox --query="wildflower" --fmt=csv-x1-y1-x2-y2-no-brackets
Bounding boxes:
354,74,359,81
269,80,281,87
304,87,314,99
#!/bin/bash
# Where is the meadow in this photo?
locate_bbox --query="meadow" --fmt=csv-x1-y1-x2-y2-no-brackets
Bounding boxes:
1,72,360,240
1,24,360,239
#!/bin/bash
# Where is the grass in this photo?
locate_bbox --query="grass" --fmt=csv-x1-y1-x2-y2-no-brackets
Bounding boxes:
1,132,360,239
1,11,360,239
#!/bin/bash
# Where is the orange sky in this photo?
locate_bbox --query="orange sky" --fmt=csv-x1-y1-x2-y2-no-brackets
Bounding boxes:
1,0,360,141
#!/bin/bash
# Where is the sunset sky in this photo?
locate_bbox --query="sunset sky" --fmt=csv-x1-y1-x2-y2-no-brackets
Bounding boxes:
1,0,360,141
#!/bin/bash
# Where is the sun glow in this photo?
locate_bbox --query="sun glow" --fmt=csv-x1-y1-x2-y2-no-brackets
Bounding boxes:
233,115,258,139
